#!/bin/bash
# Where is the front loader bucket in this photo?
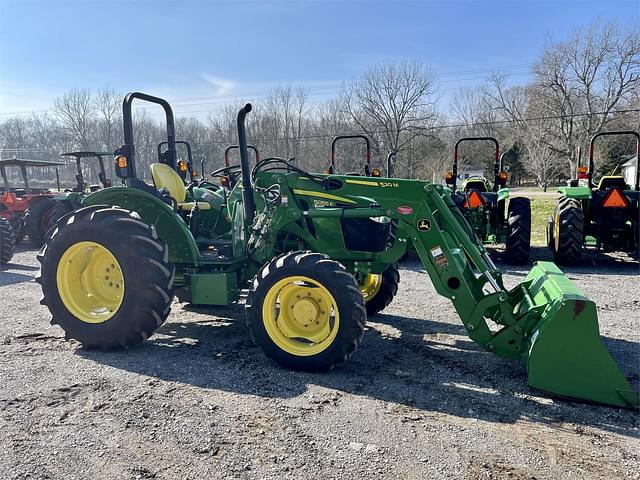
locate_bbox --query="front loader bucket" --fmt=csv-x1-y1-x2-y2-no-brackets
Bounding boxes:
522,262,639,408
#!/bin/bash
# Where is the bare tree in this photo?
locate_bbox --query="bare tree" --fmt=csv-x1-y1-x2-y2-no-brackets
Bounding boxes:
54,88,95,149
340,60,439,169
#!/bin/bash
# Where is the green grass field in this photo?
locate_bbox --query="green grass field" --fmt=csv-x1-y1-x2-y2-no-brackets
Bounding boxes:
509,194,556,246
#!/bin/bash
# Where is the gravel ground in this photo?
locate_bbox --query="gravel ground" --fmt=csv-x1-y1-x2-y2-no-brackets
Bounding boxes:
1,244,638,480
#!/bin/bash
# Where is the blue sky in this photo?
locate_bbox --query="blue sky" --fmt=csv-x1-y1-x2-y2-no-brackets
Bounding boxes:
0,0,636,118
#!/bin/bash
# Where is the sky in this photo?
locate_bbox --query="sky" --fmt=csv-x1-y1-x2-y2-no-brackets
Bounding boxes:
0,0,636,119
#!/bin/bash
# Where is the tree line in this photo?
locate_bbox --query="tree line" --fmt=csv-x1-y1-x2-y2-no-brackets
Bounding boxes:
0,20,637,188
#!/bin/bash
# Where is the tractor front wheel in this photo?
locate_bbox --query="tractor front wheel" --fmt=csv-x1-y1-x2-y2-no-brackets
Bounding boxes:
504,197,531,265
37,206,174,349
551,196,584,265
246,251,366,371
0,217,16,264
360,263,400,316
24,198,56,246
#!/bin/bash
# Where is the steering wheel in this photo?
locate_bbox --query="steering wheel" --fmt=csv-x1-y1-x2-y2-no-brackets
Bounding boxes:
210,164,242,187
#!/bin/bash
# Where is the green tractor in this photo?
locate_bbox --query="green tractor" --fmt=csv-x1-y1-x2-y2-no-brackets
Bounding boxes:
43,151,114,236
446,137,531,265
548,130,639,264
37,92,638,407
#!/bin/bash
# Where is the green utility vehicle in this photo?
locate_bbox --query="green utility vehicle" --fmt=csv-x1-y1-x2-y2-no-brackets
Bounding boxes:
37,92,638,408
445,137,530,265
548,130,639,264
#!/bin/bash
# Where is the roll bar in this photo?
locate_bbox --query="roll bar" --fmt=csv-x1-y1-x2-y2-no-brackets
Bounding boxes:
158,140,193,180
453,137,500,193
237,103,255,225
588,131,639,191
386,151,397,177
120,92,176,181
224,145,260,167
329,134,371,176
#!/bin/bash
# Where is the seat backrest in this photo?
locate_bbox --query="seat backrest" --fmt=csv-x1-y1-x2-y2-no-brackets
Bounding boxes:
150,163,186,202
597,176,628,191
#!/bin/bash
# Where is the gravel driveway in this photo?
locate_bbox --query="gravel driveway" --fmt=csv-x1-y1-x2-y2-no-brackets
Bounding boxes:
1,245,638,480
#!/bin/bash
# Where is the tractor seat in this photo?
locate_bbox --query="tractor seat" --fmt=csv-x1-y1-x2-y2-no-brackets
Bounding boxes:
463,179,487,192
597,176,628,191
150,163,211,211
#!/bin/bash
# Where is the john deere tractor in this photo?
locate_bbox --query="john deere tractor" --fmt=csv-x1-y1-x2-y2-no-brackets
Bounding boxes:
37,92,637,408
42,151,114,239
328,134,381,176
548,130,639,264
445,137,530,265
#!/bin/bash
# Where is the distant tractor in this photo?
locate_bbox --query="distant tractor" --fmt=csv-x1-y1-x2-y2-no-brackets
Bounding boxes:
548,130,639,264
445,137,530,265
45,151,114,233
328,134,381,177
0,158,64,245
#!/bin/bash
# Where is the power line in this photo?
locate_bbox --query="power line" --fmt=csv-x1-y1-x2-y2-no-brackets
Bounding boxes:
2,107,637,152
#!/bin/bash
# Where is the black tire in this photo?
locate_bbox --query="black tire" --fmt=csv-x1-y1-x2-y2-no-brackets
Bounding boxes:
49,201,73,225
0,217,16,264
551,196,584,265
504,197,531,265
36,206,174,349
546,215,554,249
364,263,400,316
24,198,56,246
246,251,366,371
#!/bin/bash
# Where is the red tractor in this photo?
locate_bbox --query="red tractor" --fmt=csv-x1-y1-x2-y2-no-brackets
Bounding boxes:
0,158,64,245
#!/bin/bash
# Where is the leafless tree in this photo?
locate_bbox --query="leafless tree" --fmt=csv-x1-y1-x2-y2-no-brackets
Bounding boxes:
54,88,95,149
340,60,439,171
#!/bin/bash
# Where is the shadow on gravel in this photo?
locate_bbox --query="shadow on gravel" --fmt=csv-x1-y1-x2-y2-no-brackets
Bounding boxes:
78,304,639,439
0,270,35,286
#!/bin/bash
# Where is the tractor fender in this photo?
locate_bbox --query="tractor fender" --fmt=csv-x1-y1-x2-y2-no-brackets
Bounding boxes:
557,186,592,199
82,186,199,265
497,188,509,202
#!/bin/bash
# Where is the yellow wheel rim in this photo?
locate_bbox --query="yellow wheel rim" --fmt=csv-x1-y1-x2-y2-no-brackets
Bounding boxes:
360,273,382,302
262,276,340,356
56,241,125,324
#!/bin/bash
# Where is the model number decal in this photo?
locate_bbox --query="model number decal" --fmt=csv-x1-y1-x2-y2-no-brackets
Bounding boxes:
379,182,400,188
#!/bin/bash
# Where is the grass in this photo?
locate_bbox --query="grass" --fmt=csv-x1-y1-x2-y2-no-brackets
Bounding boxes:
510,195,556,246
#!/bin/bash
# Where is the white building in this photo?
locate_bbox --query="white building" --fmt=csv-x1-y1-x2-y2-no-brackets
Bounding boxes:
457,164,485,180
621,155,637,188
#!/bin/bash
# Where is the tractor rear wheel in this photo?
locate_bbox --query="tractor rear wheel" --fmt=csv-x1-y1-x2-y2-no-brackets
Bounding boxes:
49,201,73,225
246,251,366,371
551,196,583,265
37,206,174,349
24,198,56,246
0,217,16,264
504,197,531,265
361,263,400,316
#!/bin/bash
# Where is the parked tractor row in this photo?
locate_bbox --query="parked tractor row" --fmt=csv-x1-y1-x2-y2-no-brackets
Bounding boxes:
13,91,633,409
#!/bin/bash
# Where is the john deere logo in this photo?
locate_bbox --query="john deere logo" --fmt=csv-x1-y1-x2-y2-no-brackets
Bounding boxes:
417,219,431,231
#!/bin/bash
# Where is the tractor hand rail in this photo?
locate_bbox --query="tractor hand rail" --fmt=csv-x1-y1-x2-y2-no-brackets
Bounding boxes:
329,134,371,175
588,130,640,190
224,145,260,167
453,137,500,192
237,103,255,225
122,92,176,180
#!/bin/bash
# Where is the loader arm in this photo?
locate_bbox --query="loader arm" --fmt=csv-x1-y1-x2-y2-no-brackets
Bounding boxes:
250,172,639,408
